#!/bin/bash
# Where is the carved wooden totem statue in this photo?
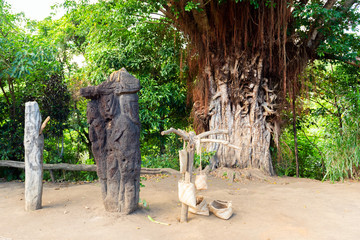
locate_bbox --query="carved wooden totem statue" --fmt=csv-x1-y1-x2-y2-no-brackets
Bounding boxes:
80,68,141,214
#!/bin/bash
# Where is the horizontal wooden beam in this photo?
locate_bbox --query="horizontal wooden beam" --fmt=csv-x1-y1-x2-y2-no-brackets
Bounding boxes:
0,160,178,175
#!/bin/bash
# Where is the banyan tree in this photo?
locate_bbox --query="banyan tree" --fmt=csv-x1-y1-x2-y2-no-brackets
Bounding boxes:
145,0,359,175
108,0,358,175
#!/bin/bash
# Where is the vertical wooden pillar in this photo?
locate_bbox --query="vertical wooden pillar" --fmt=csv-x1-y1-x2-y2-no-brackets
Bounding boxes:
180,150,194,222
24,101,44,211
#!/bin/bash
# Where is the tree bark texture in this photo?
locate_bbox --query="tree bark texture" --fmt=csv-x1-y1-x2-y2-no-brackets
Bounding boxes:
24,101,44,211
80,68,141,214
202,55,276,175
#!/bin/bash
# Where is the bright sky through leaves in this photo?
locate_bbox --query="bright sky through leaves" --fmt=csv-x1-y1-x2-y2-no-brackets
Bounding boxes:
6,0,65,20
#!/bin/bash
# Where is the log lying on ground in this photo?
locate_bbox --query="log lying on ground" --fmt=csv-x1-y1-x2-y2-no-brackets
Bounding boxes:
0,160,179,175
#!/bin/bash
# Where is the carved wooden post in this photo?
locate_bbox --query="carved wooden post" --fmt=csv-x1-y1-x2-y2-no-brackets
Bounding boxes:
24,102,44,211
179,132,195,222
80,68,141,214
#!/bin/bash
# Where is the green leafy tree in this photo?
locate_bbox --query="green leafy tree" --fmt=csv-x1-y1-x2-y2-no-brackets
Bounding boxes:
0,1,72,179
277,62,360,180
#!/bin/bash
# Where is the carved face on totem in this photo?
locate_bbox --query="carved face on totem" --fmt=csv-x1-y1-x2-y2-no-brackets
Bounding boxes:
119,94,140,125
86,101,100,124
99,94,119,120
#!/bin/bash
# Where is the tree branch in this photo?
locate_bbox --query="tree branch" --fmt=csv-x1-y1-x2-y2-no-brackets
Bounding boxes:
191,0,210,34
144,20,171,26
319,53,360,68
310,98,335,116
196,129,228,139
306,0,338,49
161,127,190,141
39,116,51,135
0,81,11,107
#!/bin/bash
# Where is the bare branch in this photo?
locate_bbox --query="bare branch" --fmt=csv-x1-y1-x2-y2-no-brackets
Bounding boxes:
344,60,360,68
161,127,190,141
307,0,338,49
39,116,50,135
196,129,228,139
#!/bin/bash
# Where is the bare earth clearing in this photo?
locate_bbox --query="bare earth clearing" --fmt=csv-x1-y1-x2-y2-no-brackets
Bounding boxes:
1,171,360,240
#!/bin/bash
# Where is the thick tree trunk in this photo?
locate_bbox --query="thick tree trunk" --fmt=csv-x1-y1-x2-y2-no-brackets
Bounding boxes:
202,55,276,175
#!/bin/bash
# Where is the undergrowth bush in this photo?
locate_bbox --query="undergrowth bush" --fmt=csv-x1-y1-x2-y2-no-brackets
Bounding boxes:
323,120,360,181
274,127,324,180
194,151,216,170
141,153,180,170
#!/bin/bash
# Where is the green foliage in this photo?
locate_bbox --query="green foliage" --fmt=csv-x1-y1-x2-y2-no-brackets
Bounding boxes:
185,1,201,12
0,1,76,179
275,126,324,179
194,151,216,170
142,153,180,170
323,120,360,181
276,62,360,181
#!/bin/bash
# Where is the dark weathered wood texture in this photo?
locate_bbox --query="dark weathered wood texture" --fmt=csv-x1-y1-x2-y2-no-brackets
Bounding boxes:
80,68,141,214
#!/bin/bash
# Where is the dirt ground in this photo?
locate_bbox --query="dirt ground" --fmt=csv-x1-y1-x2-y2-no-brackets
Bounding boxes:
1,171,360,240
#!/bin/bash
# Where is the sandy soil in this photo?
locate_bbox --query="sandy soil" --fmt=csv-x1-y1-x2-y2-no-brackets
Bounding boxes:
1,172,360,240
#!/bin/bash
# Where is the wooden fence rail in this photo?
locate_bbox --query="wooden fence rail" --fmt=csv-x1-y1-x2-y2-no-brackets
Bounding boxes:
0,160,178,175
